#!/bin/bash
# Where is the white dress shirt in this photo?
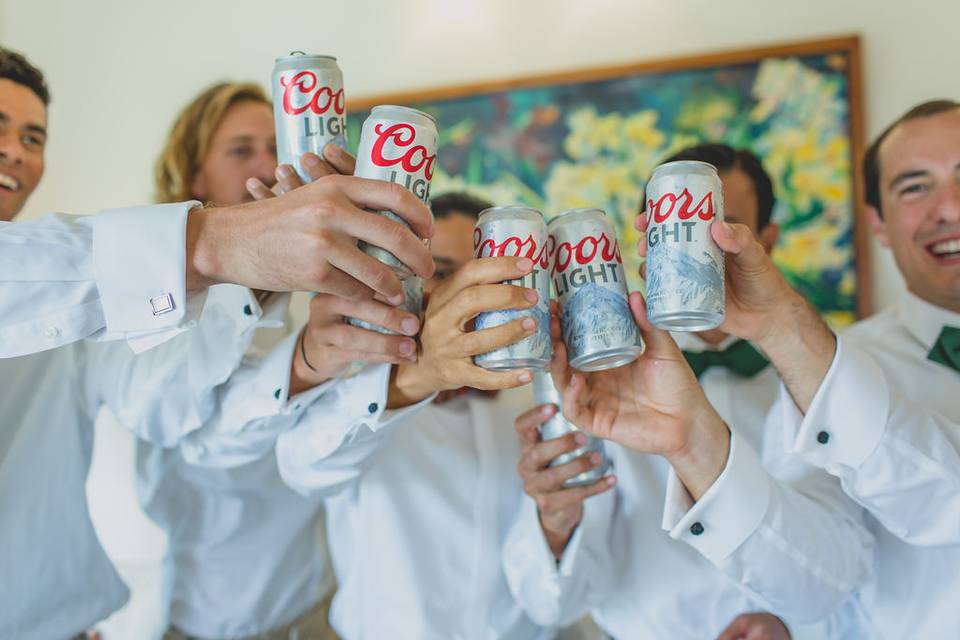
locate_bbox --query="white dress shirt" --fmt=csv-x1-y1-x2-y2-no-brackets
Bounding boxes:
775,290,960,638
0,204,204,357
0,287,264,640
501,333,838,638
274,365,552,640
136,292,335,638
0,202,318,639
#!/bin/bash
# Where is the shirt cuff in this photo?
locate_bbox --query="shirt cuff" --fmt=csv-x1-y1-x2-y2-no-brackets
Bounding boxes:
663,430,772,564
784,338,890,472
92,201,201,338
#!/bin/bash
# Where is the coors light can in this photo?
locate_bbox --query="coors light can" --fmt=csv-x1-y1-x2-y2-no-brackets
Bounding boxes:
271,52,347,183
354,105,438,280
645,160,725,331
549,208,643,372
533,371,610,488
473,206,551,370
349,105,437,335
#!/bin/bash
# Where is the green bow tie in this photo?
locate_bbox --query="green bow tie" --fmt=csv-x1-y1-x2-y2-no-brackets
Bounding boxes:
683,339,770,379
928,326,960,373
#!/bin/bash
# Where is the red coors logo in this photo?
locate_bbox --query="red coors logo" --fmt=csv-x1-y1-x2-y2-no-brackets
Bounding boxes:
281,71,345,116
473,229,550,269
370,123,436,180
549,233,622,273
648,188,715,224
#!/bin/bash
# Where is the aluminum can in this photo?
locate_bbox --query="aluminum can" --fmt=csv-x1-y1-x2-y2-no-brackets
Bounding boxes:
350,275,424,336
354,105,438,279
271,52,347,182
644,160,725,331
533,371,610,488
473,206,551,371
549,208,643,372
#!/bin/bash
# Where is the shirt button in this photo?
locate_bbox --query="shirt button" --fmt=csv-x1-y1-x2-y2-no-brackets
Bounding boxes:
690,522,705,536
243,304,253,316
274,388,282,400
43,326,61,339
368,402,378,414
817,431,830,445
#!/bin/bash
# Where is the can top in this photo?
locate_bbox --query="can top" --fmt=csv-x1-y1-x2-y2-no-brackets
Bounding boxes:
547,207,607,230
370,104,437,126
274,52,338,64
650,160,719,180
477,205,544,223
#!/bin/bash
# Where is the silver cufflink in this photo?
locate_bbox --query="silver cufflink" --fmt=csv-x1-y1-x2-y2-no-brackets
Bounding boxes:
150,293,175,316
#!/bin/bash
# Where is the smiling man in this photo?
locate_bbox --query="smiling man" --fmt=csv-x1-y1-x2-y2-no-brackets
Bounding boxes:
0,49,47,220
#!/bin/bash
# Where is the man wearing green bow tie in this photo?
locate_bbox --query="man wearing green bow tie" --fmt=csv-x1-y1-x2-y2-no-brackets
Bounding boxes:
503,145,837,640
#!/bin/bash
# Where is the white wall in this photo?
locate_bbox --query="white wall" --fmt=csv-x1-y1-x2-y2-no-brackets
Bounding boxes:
3,0,960,310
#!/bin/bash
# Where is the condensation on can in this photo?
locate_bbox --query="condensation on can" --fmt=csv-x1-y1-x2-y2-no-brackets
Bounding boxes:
533,371,611,487
549,208,643,372
472,206,551,371
644,160,725,332
271,52,347,183
354,105,438,280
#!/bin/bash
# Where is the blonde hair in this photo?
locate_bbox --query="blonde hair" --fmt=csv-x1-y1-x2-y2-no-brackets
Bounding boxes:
154,81,270,203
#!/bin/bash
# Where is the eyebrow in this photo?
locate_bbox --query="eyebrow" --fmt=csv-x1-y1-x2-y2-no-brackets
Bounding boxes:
223,135,255,145
433,256,457,268
888,170,930,191
0,110,47,136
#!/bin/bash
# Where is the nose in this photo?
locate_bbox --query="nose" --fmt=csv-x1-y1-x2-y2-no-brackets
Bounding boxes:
935,180,960,224
254,149,278,184
0,129,24,166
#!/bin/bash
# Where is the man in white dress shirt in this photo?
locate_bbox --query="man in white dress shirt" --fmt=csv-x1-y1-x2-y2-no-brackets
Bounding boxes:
545,100,960,638
766,99,960,638
0,48,434,639
504,145,817,639
272,192,562,639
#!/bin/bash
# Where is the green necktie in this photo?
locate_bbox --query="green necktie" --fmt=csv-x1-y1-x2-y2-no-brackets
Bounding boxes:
683,339,770,379
928,326,960,373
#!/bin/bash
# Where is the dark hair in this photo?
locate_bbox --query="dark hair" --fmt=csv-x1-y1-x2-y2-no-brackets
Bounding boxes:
655,143,775,231
431,192,493,220
0,47,50,106
863,99,960,217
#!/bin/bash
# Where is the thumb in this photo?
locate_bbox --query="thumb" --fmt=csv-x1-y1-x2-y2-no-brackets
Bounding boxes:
628,291,682,359
711,220,769,269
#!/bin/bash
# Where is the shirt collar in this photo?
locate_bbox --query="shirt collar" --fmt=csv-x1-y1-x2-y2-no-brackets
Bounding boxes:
896,289,960,351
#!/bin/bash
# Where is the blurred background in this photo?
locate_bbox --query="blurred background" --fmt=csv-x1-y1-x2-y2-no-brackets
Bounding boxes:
3,0,958,635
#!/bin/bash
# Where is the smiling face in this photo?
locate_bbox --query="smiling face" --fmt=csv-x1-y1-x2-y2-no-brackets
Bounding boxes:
190,99,276,206
0,78,47,220
869,108,960,312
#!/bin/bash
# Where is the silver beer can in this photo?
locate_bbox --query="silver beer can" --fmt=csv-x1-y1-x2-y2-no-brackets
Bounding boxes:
271,52,347,183
533,371,610,488
645,160,725,331
354,105,438,279
473,206,551,371
549,208,644,372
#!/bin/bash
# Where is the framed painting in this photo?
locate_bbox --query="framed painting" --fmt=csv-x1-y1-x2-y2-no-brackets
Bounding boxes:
348,35,868,324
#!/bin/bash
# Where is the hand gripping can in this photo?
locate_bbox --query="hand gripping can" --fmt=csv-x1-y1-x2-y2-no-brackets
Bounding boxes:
533,371,610,488
271,52,347,183
348,105,437,335
549,208,643,372
354,105,438,280
644,160,725,331
473,206,551,370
